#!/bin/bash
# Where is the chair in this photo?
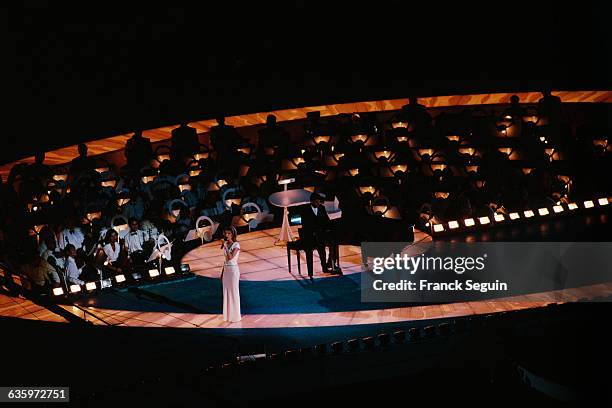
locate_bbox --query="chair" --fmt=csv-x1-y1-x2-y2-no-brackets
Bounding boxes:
93,157,115,181
184,215,220,243
286,227,340,275
167,198,189,220
234,202,274,231
153,145,172,168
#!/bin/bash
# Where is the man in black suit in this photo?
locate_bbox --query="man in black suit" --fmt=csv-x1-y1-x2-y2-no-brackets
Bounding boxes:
68,143,98,184
299,192,339,279
171,122,200,162
257,114,290,161
209,116,244,173
125,130,153,170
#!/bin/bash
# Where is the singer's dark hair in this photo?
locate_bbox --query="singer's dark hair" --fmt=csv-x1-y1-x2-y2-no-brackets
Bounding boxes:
104,228,118,244
222,226,238,242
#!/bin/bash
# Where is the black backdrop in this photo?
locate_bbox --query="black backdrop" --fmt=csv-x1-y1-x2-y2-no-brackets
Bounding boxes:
7,1,612,164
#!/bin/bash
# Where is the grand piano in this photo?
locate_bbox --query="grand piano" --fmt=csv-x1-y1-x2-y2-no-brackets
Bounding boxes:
270,186,415,274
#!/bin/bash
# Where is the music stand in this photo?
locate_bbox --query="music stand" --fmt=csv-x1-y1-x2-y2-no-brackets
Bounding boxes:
184,215,217,244
147,235,172,275
146,248,162,263
184,228,211,243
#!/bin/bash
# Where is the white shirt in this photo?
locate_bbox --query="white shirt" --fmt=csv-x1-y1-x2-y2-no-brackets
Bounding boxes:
41,249,65,269
103,242,120,262
23,259,59,286
58,228,85,250
124,229,146,254
65,256,84,285
311,205,318,216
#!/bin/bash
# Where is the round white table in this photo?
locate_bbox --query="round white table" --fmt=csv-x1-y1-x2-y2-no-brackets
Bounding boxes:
268,188,311,244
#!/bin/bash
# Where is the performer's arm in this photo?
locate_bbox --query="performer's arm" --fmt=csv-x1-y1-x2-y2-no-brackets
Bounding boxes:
66,260,84,285
226,247,240,262
222,242,229,261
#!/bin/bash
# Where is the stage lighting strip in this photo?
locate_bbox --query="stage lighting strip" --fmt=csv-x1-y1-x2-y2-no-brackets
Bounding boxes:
430,197,610,234
50,265,191,298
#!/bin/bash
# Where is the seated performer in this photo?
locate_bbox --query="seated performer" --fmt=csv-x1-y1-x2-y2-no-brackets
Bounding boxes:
58,218,86,251
123,218,149,266
64,244,85,285
298,192,340,279
95,229,125,276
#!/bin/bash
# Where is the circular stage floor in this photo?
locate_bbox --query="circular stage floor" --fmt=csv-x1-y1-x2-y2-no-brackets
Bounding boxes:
183,226,433,281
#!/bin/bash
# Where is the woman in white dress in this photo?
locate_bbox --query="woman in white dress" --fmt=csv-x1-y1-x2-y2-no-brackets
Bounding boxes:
95,229,123,276
221,226,241,322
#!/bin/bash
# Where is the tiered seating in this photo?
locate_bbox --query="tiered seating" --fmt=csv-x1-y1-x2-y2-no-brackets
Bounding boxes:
1,96,610,296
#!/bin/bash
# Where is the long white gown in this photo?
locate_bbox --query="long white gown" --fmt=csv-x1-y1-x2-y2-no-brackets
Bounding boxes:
222,241,241,322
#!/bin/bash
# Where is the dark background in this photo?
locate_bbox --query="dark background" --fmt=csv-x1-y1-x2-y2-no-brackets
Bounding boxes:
7,1,612,164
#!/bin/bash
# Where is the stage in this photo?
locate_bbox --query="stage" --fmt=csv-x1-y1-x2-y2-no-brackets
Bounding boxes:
3,225,611,331
183,226,434,281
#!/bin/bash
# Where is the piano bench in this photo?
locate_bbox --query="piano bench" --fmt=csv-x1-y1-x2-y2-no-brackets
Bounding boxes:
286,239,303,275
